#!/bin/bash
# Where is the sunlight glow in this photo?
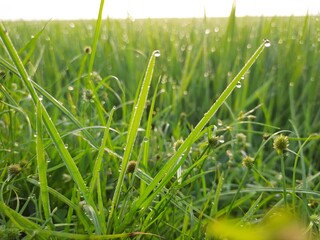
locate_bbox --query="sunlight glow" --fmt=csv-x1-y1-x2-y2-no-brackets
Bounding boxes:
0,0,319,20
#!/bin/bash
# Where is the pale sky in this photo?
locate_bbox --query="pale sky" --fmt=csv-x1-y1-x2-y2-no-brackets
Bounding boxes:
0,0,319,20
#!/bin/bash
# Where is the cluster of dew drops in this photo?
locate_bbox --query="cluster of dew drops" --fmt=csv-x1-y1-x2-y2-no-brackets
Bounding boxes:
153,39,270,90
236,39,271,88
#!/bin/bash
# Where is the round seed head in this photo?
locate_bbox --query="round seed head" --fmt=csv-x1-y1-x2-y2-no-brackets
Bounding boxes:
242,156,254,169
126,161,137,174
83,46,92,54
173,139,184,152
208,136,219,148
8,164,22,177
273,134,289,155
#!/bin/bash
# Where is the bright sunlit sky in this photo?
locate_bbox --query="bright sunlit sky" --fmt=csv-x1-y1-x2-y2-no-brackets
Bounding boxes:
1,0,320,20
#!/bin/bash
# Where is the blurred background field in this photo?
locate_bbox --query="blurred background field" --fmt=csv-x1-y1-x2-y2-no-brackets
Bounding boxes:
1,13,320,238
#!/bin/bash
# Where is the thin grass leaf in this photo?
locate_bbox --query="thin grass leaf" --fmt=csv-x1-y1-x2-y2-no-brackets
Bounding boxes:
86,0,107,125
36,99,52,227
89,106,115,194
211,172,224,217
106,50,159,232
140,78,161,194
89,106,115,234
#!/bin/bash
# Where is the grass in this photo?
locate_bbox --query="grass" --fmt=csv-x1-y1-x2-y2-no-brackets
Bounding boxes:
1,2,320,239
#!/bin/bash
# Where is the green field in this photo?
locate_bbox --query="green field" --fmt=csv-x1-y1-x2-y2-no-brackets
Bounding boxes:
1,4,320,240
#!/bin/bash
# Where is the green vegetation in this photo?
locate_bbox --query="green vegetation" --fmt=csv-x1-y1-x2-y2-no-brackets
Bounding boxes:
1,2,320,239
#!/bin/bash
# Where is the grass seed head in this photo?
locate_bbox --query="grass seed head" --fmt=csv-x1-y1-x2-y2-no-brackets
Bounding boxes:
273,134,289,155
242,156,254,169
208,136,219,148
173,139,184,152
83,46,92,54
8,164,22,177
126,161,137,174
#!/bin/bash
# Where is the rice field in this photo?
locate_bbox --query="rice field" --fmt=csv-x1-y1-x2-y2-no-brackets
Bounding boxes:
0,3,320,239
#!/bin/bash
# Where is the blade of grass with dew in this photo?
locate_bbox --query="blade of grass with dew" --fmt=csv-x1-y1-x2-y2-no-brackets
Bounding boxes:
106,50,159,232
121,39,270,230
36,99,52,228
0,23,102,233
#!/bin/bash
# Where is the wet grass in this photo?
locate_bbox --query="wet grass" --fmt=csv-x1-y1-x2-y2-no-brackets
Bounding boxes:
0,3,320,239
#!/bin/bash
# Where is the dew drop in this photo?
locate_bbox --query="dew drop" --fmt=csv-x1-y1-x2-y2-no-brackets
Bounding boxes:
154,50,161,57
264,39,271,47
236,81,242,88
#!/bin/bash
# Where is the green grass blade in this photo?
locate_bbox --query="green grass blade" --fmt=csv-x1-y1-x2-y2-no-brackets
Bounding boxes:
89,106,115,234
140,78,161,194
86,0,106,125
211,172,224,217
89,106,115,194
106,50,159,232
36,99,52,227
122,40,269,229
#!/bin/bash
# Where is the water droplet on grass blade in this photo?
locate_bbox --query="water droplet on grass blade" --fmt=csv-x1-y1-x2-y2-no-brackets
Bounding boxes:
153,50,161,57
236,81,242,88
264,39,271,47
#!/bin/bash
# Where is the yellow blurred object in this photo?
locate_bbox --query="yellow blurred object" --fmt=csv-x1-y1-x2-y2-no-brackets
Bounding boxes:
207,209,309,240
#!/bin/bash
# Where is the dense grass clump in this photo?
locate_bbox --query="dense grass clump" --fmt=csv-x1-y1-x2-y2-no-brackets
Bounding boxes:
1,3,320,239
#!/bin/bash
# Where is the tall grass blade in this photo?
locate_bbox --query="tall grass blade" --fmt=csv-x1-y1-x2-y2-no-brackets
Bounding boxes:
36,99,52,228
106,50,159,232
140,78,161,194
86,0,106,125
